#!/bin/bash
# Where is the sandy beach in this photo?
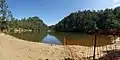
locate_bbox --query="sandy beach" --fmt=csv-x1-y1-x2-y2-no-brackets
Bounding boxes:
0,33,120,60
0,33,72,60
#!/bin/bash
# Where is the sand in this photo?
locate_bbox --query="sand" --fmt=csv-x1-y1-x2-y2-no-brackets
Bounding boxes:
0,33,72,60
0,33,120,60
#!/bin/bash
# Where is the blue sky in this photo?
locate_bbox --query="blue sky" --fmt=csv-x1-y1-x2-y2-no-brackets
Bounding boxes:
7,0,120,25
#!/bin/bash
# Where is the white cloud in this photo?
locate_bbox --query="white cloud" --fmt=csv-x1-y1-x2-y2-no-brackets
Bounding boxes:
106,4,120,9
114,0,120,2
113,4,120,8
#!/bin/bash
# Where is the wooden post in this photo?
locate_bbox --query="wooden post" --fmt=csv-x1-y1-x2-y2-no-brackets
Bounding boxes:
93,34,97,60
64,36,66,45
64,33,67,45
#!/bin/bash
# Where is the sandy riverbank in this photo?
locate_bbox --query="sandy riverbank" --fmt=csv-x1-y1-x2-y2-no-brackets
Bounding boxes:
0,33,120,60
0,33,72,60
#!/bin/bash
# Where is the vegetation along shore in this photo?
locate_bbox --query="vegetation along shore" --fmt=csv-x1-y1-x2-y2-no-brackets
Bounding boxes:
0,0,120,60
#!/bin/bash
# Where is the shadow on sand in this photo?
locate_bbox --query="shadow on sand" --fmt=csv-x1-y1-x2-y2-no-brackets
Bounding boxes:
98,49,120,60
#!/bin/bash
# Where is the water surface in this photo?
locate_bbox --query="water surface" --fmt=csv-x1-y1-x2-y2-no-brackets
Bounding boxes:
10,31,113,47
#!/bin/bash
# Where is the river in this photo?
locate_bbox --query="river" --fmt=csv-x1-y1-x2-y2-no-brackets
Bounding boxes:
9,31,113,47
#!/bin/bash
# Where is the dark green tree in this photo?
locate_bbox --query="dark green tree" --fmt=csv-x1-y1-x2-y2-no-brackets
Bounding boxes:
0,0,12,32
54,7,120,34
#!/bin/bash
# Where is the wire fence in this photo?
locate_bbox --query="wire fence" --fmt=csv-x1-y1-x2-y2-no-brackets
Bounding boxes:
64,34,120,60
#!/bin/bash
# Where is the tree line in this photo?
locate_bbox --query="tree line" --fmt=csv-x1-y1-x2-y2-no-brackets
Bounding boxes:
1,0,120,34
0,0,47,33
54,7,120,34
7,16,47,32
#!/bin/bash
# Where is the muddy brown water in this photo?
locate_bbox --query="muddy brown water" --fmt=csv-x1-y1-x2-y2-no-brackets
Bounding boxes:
9,31,114,47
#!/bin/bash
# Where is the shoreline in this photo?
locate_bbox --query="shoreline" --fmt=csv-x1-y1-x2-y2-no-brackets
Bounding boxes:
0,33,72,60
0,33,120,60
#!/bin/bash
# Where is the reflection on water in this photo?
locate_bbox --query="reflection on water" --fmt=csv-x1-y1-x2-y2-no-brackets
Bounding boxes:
49,32,113,47
42,34,62,45
9,31,113,47
9,32,47,42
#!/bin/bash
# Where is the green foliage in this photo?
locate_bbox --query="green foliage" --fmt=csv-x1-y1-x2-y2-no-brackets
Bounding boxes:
0,0,47,32
0,0,12,21
48,25,55,30
0,0,13,32
8,16,47,32
55,7,120,34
